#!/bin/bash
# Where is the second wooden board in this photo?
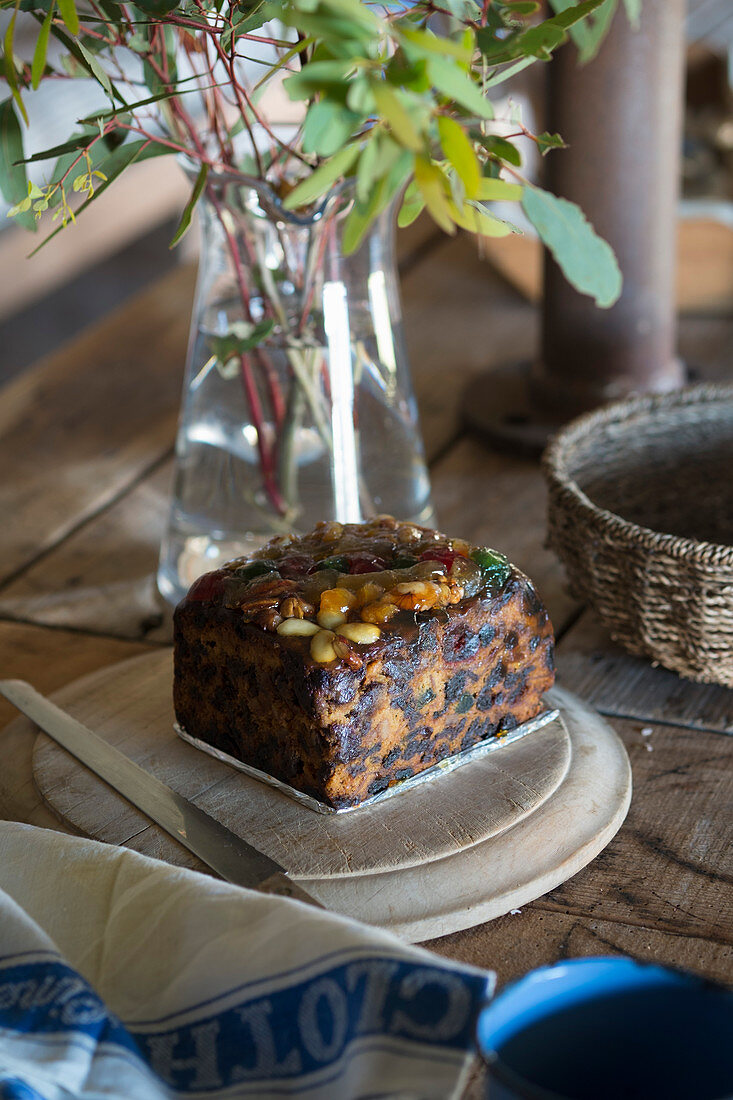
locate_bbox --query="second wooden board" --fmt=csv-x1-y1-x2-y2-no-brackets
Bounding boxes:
32,649,570,878
27,651,632,940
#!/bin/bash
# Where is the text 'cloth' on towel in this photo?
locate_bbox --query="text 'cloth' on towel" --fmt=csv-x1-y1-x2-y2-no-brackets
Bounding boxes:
0,822,493,1099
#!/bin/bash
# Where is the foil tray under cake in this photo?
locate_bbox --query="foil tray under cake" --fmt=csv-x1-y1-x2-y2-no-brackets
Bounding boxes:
175,706,561,815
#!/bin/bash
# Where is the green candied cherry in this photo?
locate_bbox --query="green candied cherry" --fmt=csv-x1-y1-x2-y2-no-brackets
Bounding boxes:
312,555,350,573
470,546,511,586
391,555,419,569
234,559,279,581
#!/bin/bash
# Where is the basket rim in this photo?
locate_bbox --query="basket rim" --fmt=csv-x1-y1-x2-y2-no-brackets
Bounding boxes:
542,382,733,569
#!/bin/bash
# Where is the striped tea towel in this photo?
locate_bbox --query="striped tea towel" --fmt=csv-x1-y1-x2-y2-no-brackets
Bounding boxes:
0,822,493,1099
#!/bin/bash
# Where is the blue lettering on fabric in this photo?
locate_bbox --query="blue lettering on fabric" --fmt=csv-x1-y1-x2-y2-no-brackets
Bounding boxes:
0,956,487,1094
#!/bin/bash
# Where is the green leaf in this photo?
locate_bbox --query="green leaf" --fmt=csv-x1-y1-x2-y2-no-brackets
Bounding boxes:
220,2,268,49
522,184,621,307
75,38,115,99
547,0,616,62
549,0,607,30
18,132,94,164
427,56,492,119
397,179,425,228
478,134,522,166
282,59,353,101
170,162,208,247
0,98,35,230
302,100,360,157
437,115,480,198
502,0,540,12
399,25,473,64
342,149,411,254
535,130,566,155
282,143,359,210
371,81,423,153
3,9,28,126
355,129,381,202
31,0,54,89
210,319,275,360
476,177,523,201
483,55,536,89
414,156,454,235
28,139,170,254
56,0,78,34
448,199,516,237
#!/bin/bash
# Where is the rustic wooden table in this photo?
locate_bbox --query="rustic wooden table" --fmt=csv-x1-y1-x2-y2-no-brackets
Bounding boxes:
1,221,731,990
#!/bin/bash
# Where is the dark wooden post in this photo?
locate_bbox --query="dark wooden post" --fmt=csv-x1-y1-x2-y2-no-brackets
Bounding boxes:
463,0,687,449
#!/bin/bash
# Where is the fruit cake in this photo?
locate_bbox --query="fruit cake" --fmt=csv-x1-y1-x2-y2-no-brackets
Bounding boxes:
173,516,555,809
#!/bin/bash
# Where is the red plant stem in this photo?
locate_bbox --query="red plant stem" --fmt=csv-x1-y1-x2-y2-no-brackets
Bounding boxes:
204,182,288,515
297,204,337,337
168,88,287,436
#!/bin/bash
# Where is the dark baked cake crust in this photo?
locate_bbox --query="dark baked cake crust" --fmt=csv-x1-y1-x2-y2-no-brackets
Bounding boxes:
173,517,554,809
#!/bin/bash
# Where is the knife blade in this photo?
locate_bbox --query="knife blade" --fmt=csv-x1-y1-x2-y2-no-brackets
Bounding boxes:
0,679,320,908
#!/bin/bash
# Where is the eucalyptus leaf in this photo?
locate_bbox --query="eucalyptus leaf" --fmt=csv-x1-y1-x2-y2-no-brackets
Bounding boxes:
476,177,522,202
3,11,28,125
448,199,515,237
0,98,35,231
282,58,353,100
210,319,276,360
397,179,424,228
29,139,170,254
282,143,359,209
170,162,208,247
478,134,522,166
548,0,616,63
56,0,79,35
427,56,492,119
535,130,566,154
371,81,423,153
302,100,360,157
31,1,55,89
414,156,454,235
399,25,473,63
522,184,621,307
438,115,480,198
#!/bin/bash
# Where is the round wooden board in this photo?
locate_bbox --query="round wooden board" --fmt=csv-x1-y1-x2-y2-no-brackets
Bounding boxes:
32,650,570,879
30,652,631,941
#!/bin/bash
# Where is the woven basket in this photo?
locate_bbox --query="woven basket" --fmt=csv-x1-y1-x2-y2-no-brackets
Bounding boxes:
542,384,733,688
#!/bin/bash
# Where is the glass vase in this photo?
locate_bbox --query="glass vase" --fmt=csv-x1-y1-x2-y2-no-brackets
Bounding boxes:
157,173,435,605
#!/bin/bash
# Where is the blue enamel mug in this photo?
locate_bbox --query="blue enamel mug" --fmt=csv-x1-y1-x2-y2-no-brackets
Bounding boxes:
476,957,733,1100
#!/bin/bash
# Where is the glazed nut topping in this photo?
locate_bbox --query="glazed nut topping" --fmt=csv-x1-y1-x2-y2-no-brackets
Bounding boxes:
336,622,381,644
276,618,320,637
279,595,314,620
317,609,348,630
310,628,337,663
353,581,384,607
360,599,400,625
213,517,511,667
392,580,445,612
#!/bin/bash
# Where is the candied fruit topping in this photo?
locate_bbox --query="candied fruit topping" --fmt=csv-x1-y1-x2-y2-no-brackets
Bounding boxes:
203,517,514,662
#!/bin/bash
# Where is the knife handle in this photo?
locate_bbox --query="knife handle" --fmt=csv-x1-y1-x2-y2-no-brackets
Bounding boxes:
257,871,324,908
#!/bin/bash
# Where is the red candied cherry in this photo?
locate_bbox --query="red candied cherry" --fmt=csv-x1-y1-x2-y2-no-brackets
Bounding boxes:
186,569,227,602
348,552,388,574
419,546,463,571
279,554,314,578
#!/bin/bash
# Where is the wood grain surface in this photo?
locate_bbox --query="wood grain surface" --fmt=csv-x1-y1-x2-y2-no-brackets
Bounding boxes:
1,217,732,984
31,649,572,879
24,664,631,941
